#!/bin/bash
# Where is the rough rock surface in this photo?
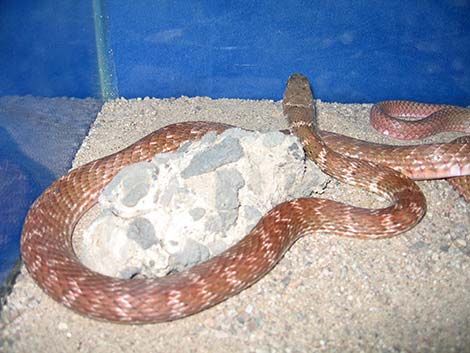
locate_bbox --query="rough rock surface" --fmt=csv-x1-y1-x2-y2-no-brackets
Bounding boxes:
80,128,329,278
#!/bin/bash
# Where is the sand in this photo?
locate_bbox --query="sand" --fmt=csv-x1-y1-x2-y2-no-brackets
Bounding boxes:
1,96,469,353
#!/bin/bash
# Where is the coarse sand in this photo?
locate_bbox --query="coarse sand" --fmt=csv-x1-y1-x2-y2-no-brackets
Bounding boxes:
1,96,469,353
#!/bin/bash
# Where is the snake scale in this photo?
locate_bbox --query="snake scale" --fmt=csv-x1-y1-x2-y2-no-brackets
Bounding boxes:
21,74,470,323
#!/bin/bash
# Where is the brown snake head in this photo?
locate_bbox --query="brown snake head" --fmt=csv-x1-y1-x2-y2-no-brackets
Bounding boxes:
283,73,315,115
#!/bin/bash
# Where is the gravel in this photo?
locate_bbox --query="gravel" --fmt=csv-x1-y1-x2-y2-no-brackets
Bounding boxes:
1,96,469,353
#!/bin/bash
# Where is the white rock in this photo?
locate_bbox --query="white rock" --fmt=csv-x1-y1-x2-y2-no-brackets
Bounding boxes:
80,128,329,278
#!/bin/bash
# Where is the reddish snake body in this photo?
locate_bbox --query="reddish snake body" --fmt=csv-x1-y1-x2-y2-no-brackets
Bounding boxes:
21,74,470,323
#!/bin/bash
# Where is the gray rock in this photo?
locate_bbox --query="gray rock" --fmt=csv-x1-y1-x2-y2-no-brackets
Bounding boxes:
243,205,263,232
122,183,151,207
102,161,156,207
157,178,179,206
127,217,157,250
219,210,239,229
181,135,243,178
262,130,286,147
152,153,171,165
189,207,206,221
205,214,225,234
170,239,211,271
80,128,329,279
215,169,245,209
207,239,229,255
287,142,303,159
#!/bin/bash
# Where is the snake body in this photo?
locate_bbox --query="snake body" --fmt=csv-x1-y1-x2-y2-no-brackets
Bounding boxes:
21,74,470,323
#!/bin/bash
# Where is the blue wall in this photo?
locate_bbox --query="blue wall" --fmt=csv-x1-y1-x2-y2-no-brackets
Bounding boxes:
0,1,101,287
0,0,100,98
1,0,469,103
106,0,470,105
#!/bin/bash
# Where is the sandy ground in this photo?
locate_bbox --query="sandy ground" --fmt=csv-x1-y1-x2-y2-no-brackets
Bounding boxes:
1,96,469,353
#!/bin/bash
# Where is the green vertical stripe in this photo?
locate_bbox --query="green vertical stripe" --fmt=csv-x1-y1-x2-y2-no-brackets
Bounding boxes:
93,0,118,101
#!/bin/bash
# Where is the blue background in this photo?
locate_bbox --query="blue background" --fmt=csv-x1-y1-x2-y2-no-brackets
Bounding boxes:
106,0,470,105
0,0,101,287
0,0,469,287
2,0,470,104
0,0,99,98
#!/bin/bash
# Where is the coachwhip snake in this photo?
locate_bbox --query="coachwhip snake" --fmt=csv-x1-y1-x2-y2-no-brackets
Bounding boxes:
21,74,470,323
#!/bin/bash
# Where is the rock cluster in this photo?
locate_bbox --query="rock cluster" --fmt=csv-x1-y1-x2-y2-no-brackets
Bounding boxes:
79,128,328,278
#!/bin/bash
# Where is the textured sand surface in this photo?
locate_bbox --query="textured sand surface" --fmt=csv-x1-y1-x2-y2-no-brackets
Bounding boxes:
1,96,469,353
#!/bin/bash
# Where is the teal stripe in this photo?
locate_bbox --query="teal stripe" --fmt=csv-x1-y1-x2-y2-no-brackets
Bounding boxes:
93,0,118,101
